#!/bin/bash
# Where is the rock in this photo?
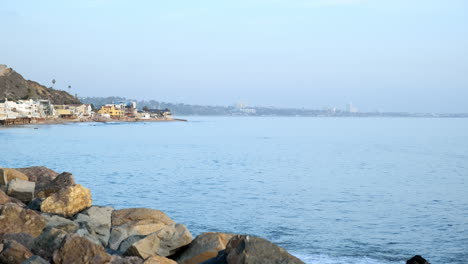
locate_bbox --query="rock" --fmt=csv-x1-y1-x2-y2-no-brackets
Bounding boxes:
109,208,176,251
110,255,144,264
143,256,177,264
125,224,192,258
407,255,430,264
177,232,235,264
203,235,304,264
0,203,46,238
0,168,29,186
0,190,25,207
74,206,113,247
42,214,79,233
0,233,34,250
40,184,92,218
52,234,111,264
7,179,35,203
0,239,34,264
27,198,42,211
118,235,146,253
15,166,59,183
22,255,50,264
31,227,67,260
36,172,75,199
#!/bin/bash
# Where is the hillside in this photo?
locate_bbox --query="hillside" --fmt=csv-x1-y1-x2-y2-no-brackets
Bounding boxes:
0,64,80,104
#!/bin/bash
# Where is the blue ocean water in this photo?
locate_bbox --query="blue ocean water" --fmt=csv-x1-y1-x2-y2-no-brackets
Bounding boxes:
1,117,467,264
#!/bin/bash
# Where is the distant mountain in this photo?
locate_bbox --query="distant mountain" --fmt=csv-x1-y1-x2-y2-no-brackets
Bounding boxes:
0,64,80,104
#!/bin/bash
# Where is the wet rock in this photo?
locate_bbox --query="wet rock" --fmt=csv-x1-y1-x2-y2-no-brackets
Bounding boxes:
203,235,304,264
125,224,192,258
143,256,177,264
177,232,235,264
6,179,35,203
31,227,67,260
0,168,29,186
52,234,111,264
0,203,46,238
42,214,79,233
110,255,144,264
36,172,75,199
0,239,34,264
15,166,59,183
22,255,50,264
40,184,92,218
109,208,176,251
74,206,113,247
0,190,25,207
407,255,430,264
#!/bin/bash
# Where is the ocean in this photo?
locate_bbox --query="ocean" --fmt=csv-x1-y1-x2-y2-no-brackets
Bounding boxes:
1,117,467,263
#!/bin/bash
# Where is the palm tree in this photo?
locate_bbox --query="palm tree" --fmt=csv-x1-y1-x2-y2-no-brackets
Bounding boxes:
68,85,71,93
51,79,56,88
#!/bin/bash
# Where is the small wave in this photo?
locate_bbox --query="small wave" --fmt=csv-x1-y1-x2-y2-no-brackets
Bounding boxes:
291,253,403,264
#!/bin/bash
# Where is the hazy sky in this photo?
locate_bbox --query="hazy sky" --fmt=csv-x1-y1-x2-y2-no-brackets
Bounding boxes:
1,0,467,112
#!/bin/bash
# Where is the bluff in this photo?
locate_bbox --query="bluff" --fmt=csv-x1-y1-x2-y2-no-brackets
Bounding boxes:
0,64,80,104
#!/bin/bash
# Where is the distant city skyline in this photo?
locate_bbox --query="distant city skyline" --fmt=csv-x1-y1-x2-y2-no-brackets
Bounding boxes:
1,0,467,113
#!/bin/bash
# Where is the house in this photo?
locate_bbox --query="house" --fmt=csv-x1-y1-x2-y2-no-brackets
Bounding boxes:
97,105,124,119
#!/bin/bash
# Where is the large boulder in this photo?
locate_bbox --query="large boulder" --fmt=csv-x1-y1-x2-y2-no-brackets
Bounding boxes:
0,203,45,238
407,255,430,264
22,255,50,264
40,184,92,218
109,208,176,251
36,172,75,199
125,224,192,258
6,179,35,203
0,190,25,207
15,166,59,183
143,256,177,264
74,206,113,247
177,232,234,264
0,168,29,186
31,227,67,260
0,233,34,250
0,239,34,264
52,234,111,264
203,235,304,264
42,214,79,233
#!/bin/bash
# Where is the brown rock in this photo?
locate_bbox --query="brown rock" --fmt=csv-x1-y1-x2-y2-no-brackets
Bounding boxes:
177,232,234,264
6,179,35,203
0,233,34,249
36,172,75,199
22,255,50,264
0,239,34,264
0,203,46,238
32,227,67,260
143,256,177,264
52,234,111,264
0,168,29,186
15,166,58,182
0,190,25,207
110,255,144,264
40,184,92,218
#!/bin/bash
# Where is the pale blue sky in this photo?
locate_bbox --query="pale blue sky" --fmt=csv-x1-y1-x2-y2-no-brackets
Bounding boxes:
1,0,467,112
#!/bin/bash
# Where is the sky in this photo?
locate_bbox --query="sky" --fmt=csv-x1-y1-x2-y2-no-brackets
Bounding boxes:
1,0,467,113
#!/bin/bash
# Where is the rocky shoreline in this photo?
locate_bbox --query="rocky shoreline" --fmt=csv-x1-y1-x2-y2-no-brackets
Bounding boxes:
0,166,429,264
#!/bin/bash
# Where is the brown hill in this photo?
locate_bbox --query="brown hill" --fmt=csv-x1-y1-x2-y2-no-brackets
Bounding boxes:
0,64,80,104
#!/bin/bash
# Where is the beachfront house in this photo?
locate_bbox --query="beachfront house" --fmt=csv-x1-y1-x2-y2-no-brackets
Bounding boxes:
97,104,124,119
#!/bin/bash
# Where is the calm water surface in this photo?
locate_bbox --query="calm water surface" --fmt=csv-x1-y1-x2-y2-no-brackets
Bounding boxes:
1,117,467,264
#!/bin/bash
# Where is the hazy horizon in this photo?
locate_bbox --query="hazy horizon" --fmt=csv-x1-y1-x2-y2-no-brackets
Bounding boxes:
1,0,467,113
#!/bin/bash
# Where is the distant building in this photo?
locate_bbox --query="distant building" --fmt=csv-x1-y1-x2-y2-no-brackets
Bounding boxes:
97,105,124,119
346,103,359,113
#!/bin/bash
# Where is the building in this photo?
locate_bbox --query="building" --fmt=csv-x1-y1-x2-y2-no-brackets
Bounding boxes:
97,105,124,119
146,108,173,119
346,103,359,113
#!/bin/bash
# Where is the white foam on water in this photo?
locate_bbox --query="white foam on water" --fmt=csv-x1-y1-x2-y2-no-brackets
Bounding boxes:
291,253,404,264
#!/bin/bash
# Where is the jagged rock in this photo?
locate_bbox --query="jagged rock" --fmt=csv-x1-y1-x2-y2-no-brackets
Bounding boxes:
118,235,146,253
0,168,29,186
31,227,67,260
52,234,111,264
27,198,42,211
7,179,35,203
15,167,59,183
110,255,144,264
109,208,176,251
42,214,79,233
40,184,92,218
74,206,113,247
177,232,235,264
407,255,430,264
36,172,75,199
0,233,34,250
0,203,46,238
22,255,50,264
0,190,25,207
203,235,304,264
143,256,177,264
0,239,34,264
125,224,192,258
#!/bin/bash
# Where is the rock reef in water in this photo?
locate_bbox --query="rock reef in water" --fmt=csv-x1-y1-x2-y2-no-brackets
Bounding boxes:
0,166,429,264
